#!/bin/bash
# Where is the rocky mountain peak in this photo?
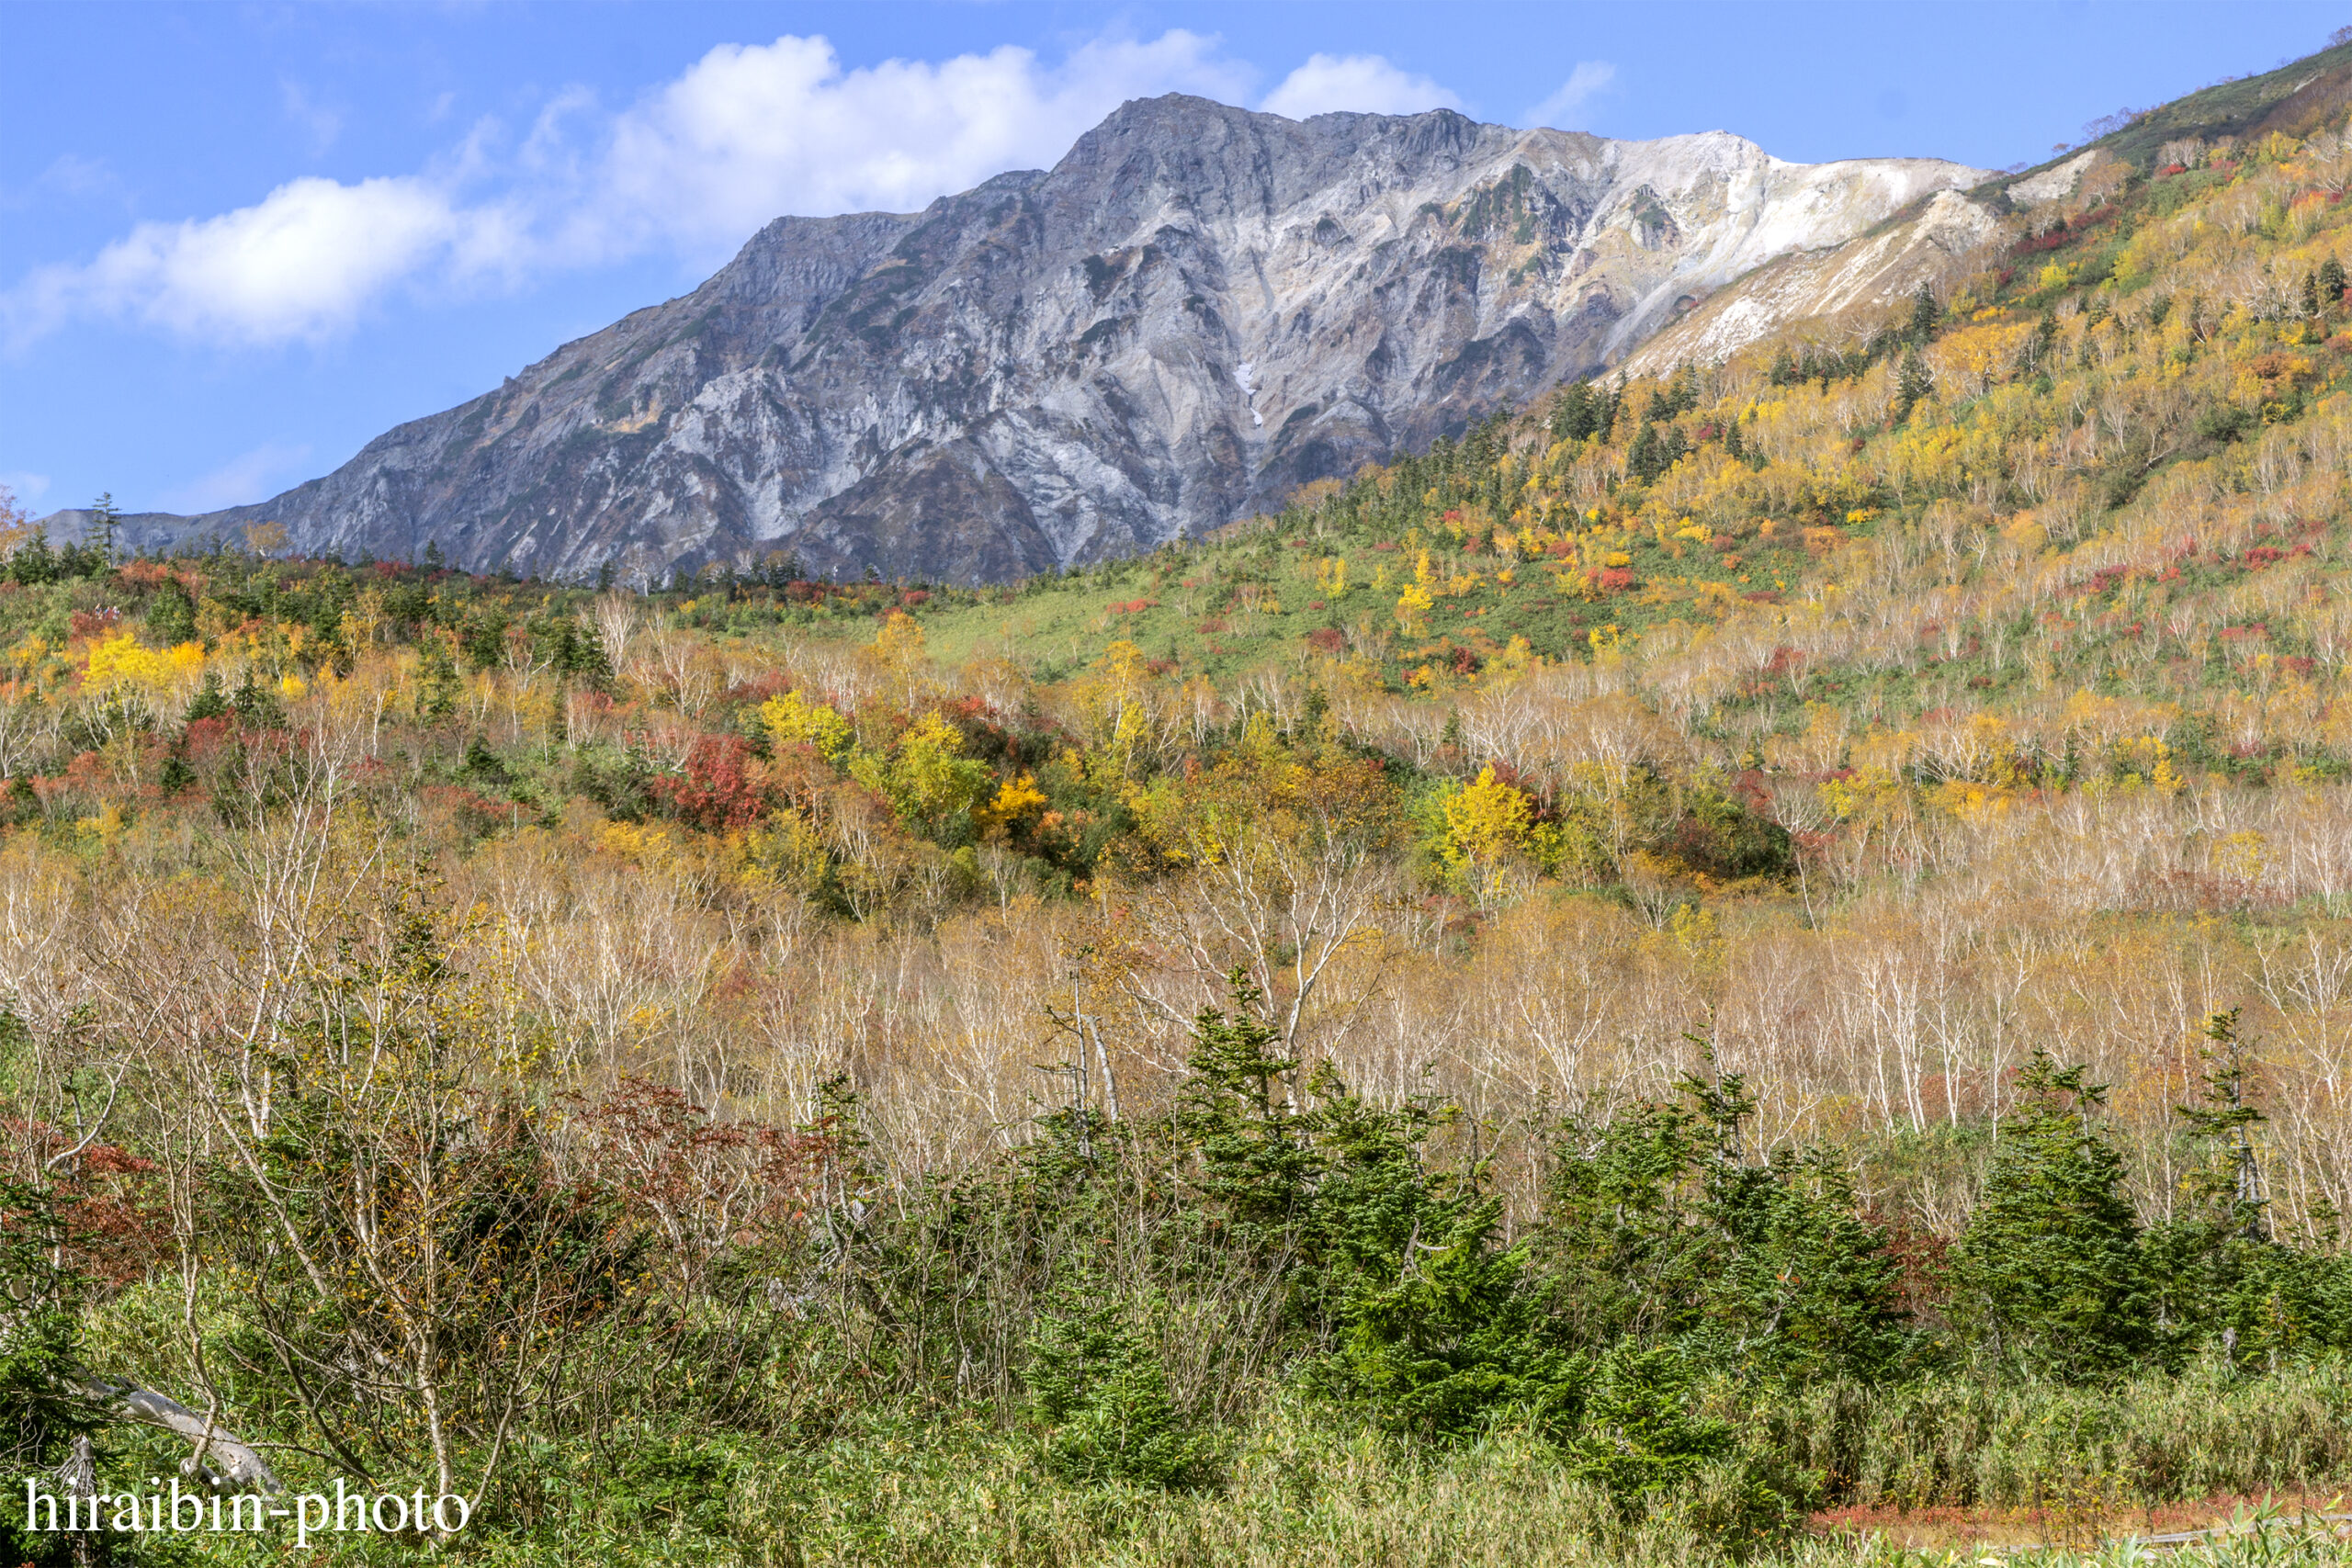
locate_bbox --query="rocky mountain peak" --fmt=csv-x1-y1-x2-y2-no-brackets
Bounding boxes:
102,96,1984,583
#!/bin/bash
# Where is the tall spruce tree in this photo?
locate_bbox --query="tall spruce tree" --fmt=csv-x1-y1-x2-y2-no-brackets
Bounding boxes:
1907,281,1939,343
1893,348,1934,424
1626,422,1666,484
2145,1010,2352,1369
1948,1050,2153,1379
1177,972,1316,1241
83,492,119,567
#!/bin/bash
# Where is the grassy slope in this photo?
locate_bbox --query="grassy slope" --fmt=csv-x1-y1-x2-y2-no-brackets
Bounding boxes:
863,62,2352,747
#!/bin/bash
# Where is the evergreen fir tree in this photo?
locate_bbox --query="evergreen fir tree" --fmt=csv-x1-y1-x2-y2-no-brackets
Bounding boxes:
2303,268,2323,318
2177,1010,2266,1242
1566,1345,1735,1507
6,534,56,587
1310,1067,1582,1441
1550,381,1600,444
1947,1050,2153,1379
83,492,119,566
145,575,198,645
1177,973,1316,1240
0,1175,92,1568
1025,1274,1215,1488
1657,423,1690,471
415,642,460,723
1626,422,1666,484
1907,281,1939,343
183,671,231,724
1600,376,1626,443
1893,348,1934,424
2321,255,2347,306
229,669,288,729
2144,1010,2352,1368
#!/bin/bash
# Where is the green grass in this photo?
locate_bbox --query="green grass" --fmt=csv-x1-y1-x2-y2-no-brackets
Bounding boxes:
109,1387,2352,1566
892,516,1813,691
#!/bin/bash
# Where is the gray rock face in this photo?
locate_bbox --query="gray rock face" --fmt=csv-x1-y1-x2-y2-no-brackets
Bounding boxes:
107,96,1984,583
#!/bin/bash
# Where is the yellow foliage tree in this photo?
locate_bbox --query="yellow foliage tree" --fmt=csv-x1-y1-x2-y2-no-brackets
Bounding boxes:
762,688,854,761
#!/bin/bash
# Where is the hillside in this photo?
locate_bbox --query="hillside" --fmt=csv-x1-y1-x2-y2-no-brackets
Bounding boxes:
1624,41,2352,376
21,39,2352,1568
52,97,1979,586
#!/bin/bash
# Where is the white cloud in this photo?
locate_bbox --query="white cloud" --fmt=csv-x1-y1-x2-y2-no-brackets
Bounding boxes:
0,472,50,510
158,442,312,513
582,30,1252,260
1524,62,1617,130
1260,54,1462,121
3,29,1261,350
5,175,513,348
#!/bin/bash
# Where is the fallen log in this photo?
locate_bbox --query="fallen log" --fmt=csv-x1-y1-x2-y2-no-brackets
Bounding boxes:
71,1374,283,1495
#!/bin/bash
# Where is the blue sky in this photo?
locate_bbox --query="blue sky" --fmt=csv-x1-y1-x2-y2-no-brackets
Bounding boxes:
2,1,2344,520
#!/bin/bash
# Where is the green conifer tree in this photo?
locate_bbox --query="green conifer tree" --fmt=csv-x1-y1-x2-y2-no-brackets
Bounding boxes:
1907,281,1939,343
2145,1010,2352,1369
1893,348,1934,424
416,642,461,723
1177,973,1316,1240
183,671,231,724
82,492,119,567
1025,1274,1214,1488
145,576,198,645
1947,1050,2153,1379
1626,422,1666,484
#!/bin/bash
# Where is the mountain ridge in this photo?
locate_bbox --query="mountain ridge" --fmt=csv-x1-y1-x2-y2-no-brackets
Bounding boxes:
61,95,1984,583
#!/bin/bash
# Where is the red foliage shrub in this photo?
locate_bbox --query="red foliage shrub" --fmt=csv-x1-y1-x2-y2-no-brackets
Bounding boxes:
420,784,512,838
67,609,119,642
1593,567,1635,592
573,1077,837,1284
1305,627,1346,655
723,671,791,707
650,734,770,831
180,716,232,771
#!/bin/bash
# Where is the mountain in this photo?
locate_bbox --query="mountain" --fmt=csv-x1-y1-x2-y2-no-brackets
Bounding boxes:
1624,43,2352,377
81,96,1983,584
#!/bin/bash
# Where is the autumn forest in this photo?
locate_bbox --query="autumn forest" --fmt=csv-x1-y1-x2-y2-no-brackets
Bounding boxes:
22,49,2352,1568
